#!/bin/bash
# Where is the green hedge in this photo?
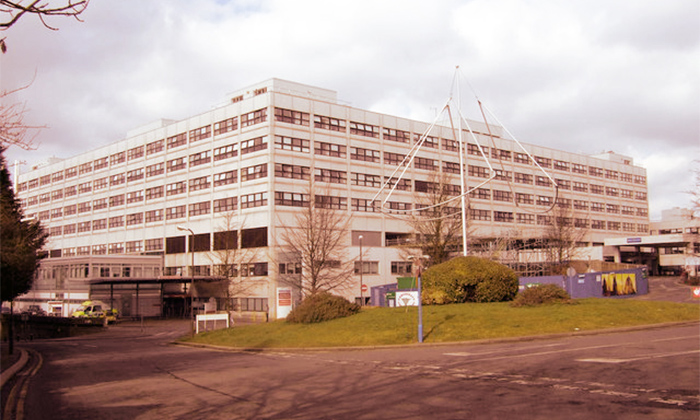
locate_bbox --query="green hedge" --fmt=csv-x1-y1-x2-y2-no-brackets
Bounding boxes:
286,292,361,324
510,284,573,307
421,256,519,304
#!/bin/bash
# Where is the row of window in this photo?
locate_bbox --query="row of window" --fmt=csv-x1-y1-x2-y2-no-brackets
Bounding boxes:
19,104,647,193
22,155,647,210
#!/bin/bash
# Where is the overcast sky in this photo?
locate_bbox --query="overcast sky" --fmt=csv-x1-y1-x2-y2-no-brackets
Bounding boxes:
2,0,698,220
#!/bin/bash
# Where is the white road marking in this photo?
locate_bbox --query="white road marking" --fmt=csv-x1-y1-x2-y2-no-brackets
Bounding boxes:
576,349,700,364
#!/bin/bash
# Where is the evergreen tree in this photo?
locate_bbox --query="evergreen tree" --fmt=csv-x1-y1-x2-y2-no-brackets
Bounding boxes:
0,147,47,301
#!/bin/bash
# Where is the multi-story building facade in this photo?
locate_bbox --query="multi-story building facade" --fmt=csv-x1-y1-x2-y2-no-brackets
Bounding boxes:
14,79,650,318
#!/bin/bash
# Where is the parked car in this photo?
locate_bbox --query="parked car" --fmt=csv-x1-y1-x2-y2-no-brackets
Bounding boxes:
71,300,119,323
22,305,46,316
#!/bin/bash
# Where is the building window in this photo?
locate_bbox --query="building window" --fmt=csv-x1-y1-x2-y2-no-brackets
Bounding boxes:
571,163,586,174
535,176,551,187
553,160,569,171
279,262,302,275
214,143,238,161
64,204,77,215
537,215,552,226
51,189,63,201
350,172,380,187
241,163,268,182
470,188,490,200
189,125,211,142
315,195,347,210
145,238,163,252
240,136,268,155
389,201,412,213
93,197,108,210
214,197,238,213
350,147,380,163
536,196,553,206
315,141,346,158
51,171,64,182
63,224,76,234
126,212,143,226
607,221,621,231
78,201,91,213
591,202,605,212
572,181,588,192
468,143,488,156
492,149,511,161
240,262,268,277
494,211,514,222
621,206,635,215
517,213,535,224
241,108,267,127
515,193,534,205
383,128,410,143
588,166,604,177
384,177,411,191
351,198,377,212
513,152,530,164
77,162,92,175
442,138,458,152
275,135,310,153
109,194,125,207
110,173,125,186
605,169,619,180
275,163,310,180
391,261,413,275
416,134,439,149
635,191,647,201
126,240,143,253
514,172,532,184
214,170,238,187
109,216,124,228
468,165,490,178
240,192,268,209
145,209,164,223
77,221,91,232
126,190,144,204
146,139,164,155
109,152,126,166
314,115,346,132
92,219,107,230
214,117,238,135
555,179,570,190
349,121,378,138
573,200,588,210
127,168,144,182
94,157,109,171
92,244,107,255
50,208,63,218
189,150,212,167
384,152,407,166
127,146,144,160
534,156,551,168
494,169,511,181
145,186,164,200
189,176,211,191
275,192,309,207
620,173,633,183
166,205,186,220
213,230,237,251
166,181,187,196
443,161,461,174
189,201,211,217
605,187,619,197
493,190,512,202
64,185,77,197
414,157,437,171
274,107,310,126
590,184,604,195
354,261,379,275
167,133,187,149
146,162,164,177
314,167,347,184
63,166,77,178
167,157,187,172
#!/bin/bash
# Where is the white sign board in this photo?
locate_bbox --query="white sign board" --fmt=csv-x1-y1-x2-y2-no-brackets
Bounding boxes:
396,291,419,307
276,287,293,319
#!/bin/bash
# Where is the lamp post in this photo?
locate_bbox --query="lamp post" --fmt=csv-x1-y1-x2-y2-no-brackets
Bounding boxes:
358,235,364,306
409,255,429,343
177,225,195,334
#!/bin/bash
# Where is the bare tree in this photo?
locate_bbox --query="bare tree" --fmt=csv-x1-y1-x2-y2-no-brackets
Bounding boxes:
207,211,256,310
1,85,43,150
409,171,466,266
689,159,700,218
541,202,588,273
277,186,355,299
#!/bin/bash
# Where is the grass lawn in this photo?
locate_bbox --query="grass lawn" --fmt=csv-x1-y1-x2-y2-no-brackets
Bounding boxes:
181,299,700,349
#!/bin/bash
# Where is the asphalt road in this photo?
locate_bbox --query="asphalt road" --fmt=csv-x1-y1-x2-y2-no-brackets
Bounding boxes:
5,277,700,420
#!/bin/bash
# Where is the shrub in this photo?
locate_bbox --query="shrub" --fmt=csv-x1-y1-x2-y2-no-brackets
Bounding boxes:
286,292,360,324
421,256,519,304
510,284,572,307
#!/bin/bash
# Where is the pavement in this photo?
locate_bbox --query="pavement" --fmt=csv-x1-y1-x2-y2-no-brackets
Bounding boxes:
2,275,698,388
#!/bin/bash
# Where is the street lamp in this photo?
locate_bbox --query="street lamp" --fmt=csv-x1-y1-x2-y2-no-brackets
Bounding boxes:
177,225,195,334
408,255,429,343
358,235,364,306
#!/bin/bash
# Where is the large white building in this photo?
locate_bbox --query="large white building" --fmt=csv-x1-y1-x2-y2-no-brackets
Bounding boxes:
13,79,650,318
